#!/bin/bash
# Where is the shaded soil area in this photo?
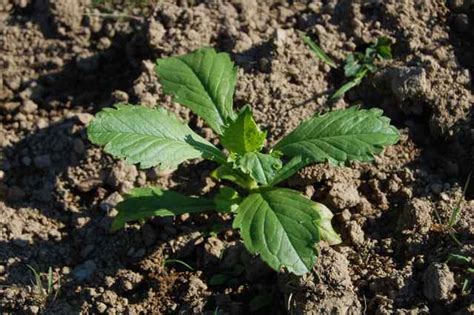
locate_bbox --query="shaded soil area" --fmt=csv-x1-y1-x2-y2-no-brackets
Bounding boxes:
0,0,473,314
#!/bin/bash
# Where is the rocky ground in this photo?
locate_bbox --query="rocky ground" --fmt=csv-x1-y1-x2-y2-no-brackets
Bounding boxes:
0,0,473,314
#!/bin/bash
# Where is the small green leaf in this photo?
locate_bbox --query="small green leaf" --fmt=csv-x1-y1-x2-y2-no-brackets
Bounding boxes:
220,105,266,155
211,164,258,190
87,104,226,169
233,188,340,275
112,187,213,231
344,54,362,77
236,152,282,186
156,47,237,134
275,107,399,165
373,36,392,59
300,32,337,68
213,187,242,213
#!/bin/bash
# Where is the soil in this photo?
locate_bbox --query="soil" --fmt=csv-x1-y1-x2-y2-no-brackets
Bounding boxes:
1,0,473,314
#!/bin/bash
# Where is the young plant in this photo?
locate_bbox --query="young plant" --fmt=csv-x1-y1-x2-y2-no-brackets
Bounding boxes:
87,47,399,275
300,34,392,101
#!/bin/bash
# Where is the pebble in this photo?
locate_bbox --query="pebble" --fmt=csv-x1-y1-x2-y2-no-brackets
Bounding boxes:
72,260,97,282
75,113,94,125
20,100,38,113
29,306,40,314
99,192,123,212
96,302,107,313
347,221,365,246
423,263,455,301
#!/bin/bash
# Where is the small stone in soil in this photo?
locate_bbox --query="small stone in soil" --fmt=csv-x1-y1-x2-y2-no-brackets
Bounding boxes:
72,260,97,282
422,263,455,301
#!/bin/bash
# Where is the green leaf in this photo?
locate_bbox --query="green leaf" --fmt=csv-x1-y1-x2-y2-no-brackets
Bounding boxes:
233,188,340,275
220,105,266,155
300,32,337,68
156,47,237,135
268,155,308,186
236,152,282,186
275,107,399,165
111,187,213,231
213,187,242,213
373,36,392,60
344,54,363,77
211,164,258,190
88,104,226,169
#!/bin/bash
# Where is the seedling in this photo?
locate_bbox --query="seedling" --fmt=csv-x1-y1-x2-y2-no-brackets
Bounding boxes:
432,172,471,246
446,253,474,295
88,47,399,275
26,265,60,306
301,34,392,101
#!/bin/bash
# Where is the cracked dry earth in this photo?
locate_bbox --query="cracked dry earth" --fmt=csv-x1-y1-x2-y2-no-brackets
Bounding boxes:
1,0,473,314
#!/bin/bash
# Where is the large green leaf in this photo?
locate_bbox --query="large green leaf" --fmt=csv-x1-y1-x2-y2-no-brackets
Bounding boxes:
236,152,282,186
156,47,237,135
112,187,214,231
87,104,226,169
275,107,399,165
233,188,340,275
220,105,266,155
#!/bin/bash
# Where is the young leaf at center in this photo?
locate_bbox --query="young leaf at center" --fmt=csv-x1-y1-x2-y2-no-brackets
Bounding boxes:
220,105,266,155
236,152,282,186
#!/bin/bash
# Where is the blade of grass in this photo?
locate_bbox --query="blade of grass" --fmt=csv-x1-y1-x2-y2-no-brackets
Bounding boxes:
47,267,53,295
299,32,337,68
27,265,44,297
448,172,471,228
164,259,194,271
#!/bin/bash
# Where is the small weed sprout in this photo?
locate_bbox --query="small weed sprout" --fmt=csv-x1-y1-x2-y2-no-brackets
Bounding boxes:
433,173,471,246
300,33,393,101
446,253,474,295
26,265,61,307
88,47,399,275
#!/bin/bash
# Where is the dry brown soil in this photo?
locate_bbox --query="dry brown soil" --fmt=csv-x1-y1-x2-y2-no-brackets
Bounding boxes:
0,0,473,314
